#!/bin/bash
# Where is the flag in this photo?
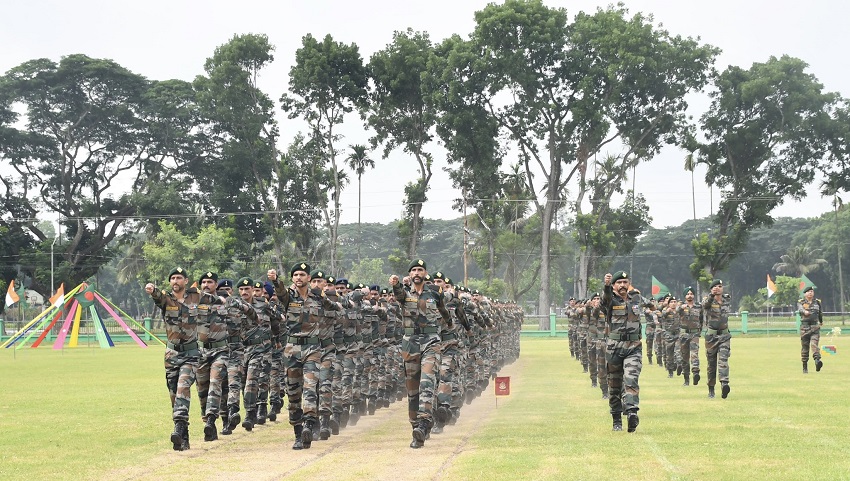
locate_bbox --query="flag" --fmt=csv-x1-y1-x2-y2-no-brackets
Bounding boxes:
74,282,97,308
49,283,65,307
799,274,816,294
822,345,837,355
495,376,511,396
651,276,670,298
766,274,777,298
5,280,20,307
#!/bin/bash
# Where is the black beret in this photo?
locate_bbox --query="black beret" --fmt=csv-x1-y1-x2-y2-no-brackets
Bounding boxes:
612,270,629,281
408,259,427,272
199,271,218,283
169,267,188,279
709,279,723,289
236,277,253,288
291,262,311,277
217,279,233,289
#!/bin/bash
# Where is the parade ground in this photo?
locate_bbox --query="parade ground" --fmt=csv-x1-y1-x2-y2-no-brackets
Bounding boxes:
1,336,847,481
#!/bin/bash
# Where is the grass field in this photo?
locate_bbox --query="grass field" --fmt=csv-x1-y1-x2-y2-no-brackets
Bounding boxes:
0,335,847,480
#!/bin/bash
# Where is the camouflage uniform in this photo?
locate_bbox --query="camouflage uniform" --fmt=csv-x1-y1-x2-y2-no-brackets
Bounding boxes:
392,260,453,448
643,306,656,365
240,281,280,430
676,289,703,386
601,272,653,432
660,302,680,378
195,272,229,441
702,280,732,399
797,288,824,373
221,284,253,435
590,299,609,398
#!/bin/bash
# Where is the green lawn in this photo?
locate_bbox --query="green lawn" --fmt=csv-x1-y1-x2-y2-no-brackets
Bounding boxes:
0,335,847,480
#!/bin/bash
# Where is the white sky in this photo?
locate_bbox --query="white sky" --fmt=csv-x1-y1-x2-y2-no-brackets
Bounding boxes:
3,0,848,228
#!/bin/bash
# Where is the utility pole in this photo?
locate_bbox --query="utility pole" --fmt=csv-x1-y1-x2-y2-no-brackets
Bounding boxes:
462,189,469,285
835,198,846,323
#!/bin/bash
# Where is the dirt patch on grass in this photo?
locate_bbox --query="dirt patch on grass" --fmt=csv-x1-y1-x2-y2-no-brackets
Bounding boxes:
106,358,522,481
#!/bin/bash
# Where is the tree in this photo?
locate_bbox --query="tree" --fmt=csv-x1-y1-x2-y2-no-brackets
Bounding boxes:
0,55,196,292
466,0,717,314
366,28,438,259
693,55,838,285
281,34,368,272
140,221,236,284
345,144,375,262
773,246,828,277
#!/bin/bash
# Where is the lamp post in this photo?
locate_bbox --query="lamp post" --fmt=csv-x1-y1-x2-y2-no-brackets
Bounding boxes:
50,221,59,295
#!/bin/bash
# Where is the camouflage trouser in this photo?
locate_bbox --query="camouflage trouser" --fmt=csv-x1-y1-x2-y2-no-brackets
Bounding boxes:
341,343,359,408
605,340,642,414
389,343,403,392
243,343,270,412
197,346,228,420
452,345,467,409
331,346,345,414
402,334,441,426
353,346,366,405
465,345,480,394
800,325,821,362
664,331,678,373
577,331,588,367
364,343,379,399
436,341,460,407
705,333,731,387
318,345,336,415
644,326,655,360
595,338,608,395
654,328,664,364
678,333,701,374
224,344,244,409
568,324,577,356
257,347,272,406
285,343,322,424
269,343,285,407
587,334,598,384
165,348,198,422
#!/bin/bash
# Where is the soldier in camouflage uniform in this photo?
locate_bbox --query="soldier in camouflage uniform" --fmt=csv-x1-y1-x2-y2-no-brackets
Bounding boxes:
676,286,703,386
660,297,680,378
643,300,657,365
220,279,255,435
601,271,653,433
703,279,732,399
588,293,609,399
797,286,824,373
576,299,589,373
263,275,286,423
432,273,471,434
194,271,228,442
390,259,453,448
146,267,215,451
270,263,342,450
566,298,577,360
309,268,338,440
251,280,279,427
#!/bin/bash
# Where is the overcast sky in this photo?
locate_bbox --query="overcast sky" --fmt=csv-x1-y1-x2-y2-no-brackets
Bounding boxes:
3,0,848,229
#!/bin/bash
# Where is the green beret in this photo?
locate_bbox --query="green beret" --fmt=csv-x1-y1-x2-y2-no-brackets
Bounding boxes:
310,269,327,279
253,281,263,289
408,259,427,272
326,276,335,284
683,286,695,297
803,286,814,294
169,267,188,279
424,274,432,281
236,277,253,288
291,262,311,277
445,277,453,285
199,271,218,283
612,271,629,281
355,283,366,290
380,288,389,295
709,279,723,289
432,271,445,280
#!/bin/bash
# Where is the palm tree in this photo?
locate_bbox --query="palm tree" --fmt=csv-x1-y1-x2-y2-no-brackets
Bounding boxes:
684,152,697,237
345,144,375,261
773,246,828,277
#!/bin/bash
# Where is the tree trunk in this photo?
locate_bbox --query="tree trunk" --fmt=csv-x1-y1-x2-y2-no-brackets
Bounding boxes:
408,202,422,259
537,200,555,328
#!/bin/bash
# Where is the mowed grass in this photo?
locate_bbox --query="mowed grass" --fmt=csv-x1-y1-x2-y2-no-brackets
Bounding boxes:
0,336,847,480
447,336,850,481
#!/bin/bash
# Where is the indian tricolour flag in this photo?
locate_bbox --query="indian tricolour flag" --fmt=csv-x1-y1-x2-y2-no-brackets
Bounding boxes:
5,280,20,307
766,274,777,298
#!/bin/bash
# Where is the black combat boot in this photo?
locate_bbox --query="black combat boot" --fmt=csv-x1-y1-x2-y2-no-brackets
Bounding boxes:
647,354,653,365
340,405,350,428
301,419,314,449
171,420,188,451
708,386,715,398
682,373,690,386
676,364,683,376
465,390,475,405
412,420,428,446
667,370,674,378
203,415,218,442
223,406,240,435
434,405,450,425
242,410,256,432
582,364,588,373
612,413,623,431
367,396,377,415
292,425,304,450
627,411,640,433
330,412,341,435
319,415,331,440
721,383,730,399
349,402,360,426
269,401,282,422
448,407,460,425
591,380,598,388
359,398,367,415
693,373,700,385
257,403,268,425
803,361,808,374
815,359,823,372
601,388,609,400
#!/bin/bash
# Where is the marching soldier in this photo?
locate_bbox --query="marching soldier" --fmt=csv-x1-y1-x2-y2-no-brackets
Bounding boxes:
797,286,824,373
703,279,732,399
195,271,228,442
676,287,703,386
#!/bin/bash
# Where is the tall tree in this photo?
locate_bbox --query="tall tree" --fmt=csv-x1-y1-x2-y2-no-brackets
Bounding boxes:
693,55,838,285
345,144,375,262
772,246,828,277
467,0,717,314
281,33,368,272
366,28,438,259
193,34,280,263
0,55,195,292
